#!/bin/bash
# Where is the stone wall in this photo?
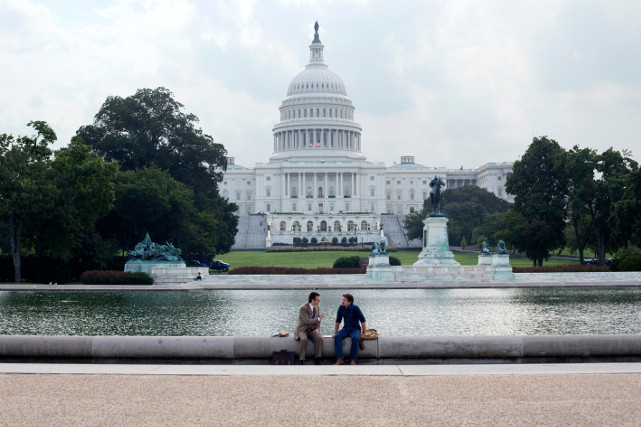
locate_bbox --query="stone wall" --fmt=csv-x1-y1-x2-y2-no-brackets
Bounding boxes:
2,335,641,364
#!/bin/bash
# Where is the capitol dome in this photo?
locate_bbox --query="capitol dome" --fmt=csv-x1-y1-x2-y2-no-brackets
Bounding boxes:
271,22,364,162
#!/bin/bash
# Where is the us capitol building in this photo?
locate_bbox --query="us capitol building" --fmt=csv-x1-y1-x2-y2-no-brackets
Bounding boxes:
224,23,513,249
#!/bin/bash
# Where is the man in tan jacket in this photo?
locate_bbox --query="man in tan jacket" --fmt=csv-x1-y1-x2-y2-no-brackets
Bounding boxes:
294,292,326,365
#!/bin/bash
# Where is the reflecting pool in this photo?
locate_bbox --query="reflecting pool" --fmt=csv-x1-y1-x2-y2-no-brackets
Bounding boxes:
1,288,641,336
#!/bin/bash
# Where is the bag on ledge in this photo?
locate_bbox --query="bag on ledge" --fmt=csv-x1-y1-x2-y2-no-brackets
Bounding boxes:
362,329,379,340
272,349,295,365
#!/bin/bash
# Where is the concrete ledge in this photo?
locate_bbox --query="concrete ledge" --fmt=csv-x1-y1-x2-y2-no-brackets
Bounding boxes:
2,335,641,363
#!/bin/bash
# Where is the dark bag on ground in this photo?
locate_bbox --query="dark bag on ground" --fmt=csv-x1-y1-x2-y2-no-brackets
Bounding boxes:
272,349,295,365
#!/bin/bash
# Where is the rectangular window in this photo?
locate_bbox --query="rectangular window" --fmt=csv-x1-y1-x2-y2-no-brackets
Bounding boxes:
397,205,402,214
266,203,271,212
397,180,401,185
247,180,251,185
397,193,401,200
370,176,375,181
386,180,391,185
236,192,241,201
386,191,391,200
307,203,312,211
330,203,334,211
292,203,297,211
386,205,392,214
266,176,271,181
345,202,350,211
266,189,271,197
370,188,375,197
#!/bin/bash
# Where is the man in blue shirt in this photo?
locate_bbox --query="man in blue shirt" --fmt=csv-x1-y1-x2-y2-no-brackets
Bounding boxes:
333,293,367,365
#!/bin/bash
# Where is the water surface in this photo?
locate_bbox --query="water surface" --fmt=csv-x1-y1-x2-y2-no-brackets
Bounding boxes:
1,288,640,336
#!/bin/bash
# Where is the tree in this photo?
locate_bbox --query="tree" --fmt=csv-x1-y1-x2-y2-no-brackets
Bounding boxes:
403,185,508,244
613,167,641,248
505,136,568,266
98,166,225,258
76,87,238,255
472,212,507,247
0,121,57,282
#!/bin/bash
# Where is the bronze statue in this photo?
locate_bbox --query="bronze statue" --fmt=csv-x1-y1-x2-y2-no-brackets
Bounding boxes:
429,175,445,216
129,232,183,262
370,240,388,256
497,240,508,254
480,241,492,256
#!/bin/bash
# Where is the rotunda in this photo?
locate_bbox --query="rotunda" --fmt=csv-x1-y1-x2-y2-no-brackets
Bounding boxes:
271,22,365,162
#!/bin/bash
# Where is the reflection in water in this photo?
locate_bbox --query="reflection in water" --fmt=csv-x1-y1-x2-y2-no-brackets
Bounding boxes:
1,288,640,336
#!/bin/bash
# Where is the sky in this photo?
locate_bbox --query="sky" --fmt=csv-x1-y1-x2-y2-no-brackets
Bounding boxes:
1,0,640,170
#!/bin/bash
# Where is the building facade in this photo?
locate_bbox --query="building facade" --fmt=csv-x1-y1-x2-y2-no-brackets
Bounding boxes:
223,23,513,248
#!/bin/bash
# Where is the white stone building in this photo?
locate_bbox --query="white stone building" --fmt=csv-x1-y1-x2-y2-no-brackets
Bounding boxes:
223,23,513,249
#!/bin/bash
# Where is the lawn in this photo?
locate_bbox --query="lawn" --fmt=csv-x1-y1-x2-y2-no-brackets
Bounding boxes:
217,250,579,270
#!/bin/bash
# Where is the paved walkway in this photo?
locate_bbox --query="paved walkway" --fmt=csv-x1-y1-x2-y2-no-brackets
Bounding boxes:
2,363,641,425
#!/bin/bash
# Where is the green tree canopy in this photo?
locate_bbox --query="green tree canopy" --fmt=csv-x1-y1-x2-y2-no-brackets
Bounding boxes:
76,87,238,255
403,185,509,245
0,121,57,282
505,136,568,266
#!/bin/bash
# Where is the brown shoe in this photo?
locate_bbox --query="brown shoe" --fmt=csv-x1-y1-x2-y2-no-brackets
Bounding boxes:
350,360,357,365
334,359,344,365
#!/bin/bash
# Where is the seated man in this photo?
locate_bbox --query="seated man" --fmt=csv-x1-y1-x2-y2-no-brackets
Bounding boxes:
333,293,367,365
294,292,326,365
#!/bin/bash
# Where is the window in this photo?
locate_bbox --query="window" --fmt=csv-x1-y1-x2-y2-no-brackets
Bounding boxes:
266,203,271,212
397,180,401,185
330,203,334,211
291,186,297,197
266,188,271,197
370,187,375,197
396,191,401,200
329,176,334,181
247,192,252,200
310,109,313,117
280,221,286,231
247,180,251,185
409,207,415,213
246,207,252,214
423,180,427,184
323,108,326,117
386,180,391,185
307,203,312,211
386,191,391,200
361,221,368,231
334,221,341,231
307,221,313,232
307,175,312,181
370,176,375,181
423,191,428,199
292,202,297,211
223,189,228,199
397,205,402,214
266,176,270,181
307,187,312,197
292,221,301,232
223,181,227,185
345,202,350,211
370,203,375,212
236,191,241,201
386,205,392,213
498,176,502,181
410,180,414,185
410,189,415,200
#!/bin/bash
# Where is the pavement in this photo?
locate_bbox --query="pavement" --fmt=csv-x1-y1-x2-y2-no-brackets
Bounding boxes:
2,363,641,425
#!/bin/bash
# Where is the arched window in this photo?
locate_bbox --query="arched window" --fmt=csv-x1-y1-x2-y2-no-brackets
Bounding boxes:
280,221,286,231
292,221,301,232
320,221,327,231
361,221,368,231
307,221,314,232
334,221,341,231
347,221,356,232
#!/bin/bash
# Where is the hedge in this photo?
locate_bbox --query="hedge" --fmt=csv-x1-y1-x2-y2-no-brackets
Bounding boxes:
513,265,610,273
228,266,366,275
611,252,641,272
80,270,154,284
333,256,361,269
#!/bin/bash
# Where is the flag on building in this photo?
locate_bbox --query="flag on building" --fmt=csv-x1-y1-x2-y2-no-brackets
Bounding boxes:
313,141,321,147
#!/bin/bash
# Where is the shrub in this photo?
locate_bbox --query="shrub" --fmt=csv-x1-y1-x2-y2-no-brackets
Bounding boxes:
332,237,338,245
389,256,401,266
460,236,468,250
228,266,366,275
80,270,153,284
333,256,361,269
513,265,610,273
611,249,641,272
310,237,318,245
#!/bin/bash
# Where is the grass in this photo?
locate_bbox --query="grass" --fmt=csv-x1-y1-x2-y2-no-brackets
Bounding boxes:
217,250,580,270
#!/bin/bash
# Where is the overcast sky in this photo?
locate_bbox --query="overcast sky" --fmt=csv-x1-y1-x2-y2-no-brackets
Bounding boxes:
1,0,640,170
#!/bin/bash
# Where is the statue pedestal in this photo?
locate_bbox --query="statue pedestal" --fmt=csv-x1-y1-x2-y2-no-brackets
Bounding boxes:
368,255,390,267
491,254,514,281
413,216,460,266
477,254,493,266
125,261,186,276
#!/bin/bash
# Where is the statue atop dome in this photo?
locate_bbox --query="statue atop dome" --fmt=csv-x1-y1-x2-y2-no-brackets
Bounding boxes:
312,21,321,44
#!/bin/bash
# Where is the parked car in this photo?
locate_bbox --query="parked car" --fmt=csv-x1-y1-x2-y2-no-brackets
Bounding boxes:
210,260,230,272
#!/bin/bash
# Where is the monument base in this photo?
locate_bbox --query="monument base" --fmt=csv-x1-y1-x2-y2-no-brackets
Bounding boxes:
413,216,460,267
125,261,186,276
491,254,515,281
477,254,493,266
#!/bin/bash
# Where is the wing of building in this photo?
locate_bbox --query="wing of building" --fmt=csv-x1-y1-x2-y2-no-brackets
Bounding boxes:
223,22,513,250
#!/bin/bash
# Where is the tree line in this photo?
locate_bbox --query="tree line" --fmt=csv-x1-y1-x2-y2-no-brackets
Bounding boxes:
404,136,640,266
1,88,238,282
